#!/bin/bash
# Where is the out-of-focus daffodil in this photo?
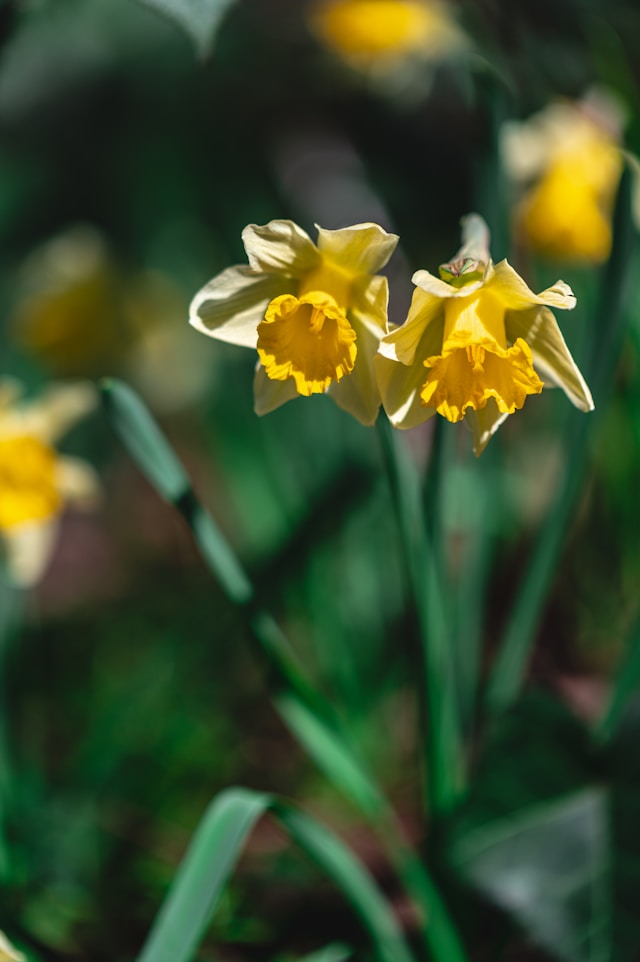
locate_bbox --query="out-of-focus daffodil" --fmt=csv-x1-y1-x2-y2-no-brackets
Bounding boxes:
0,931,25,962
502,91,625,263
189,219,398,424
12,226,126,376
377,215,594,454
309,0,467,78
0,381,99,586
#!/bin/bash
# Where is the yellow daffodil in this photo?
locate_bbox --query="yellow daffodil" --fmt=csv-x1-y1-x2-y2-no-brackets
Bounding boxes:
377,215,594,454
189,219,398,424
0,380,99,586
12,226,126,376
501,91,625,263
0,931,25,962
308,0,467,77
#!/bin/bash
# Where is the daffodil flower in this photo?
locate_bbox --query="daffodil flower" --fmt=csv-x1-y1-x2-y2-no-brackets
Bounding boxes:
0,380,99,586
308,0,467,77
377,215,594,454
0,931,25,962
501,90,626,263
189,219,398,424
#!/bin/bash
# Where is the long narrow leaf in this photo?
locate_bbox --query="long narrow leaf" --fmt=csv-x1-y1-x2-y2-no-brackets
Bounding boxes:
596,615,640,743
137,787,417,962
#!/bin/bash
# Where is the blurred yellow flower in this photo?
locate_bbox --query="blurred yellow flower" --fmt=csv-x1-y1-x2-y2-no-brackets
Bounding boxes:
377,215,594,454
309,0,466,76
12,226,126,376
0,931,24,962
502,91,625,263
0,381,99,586
190,219,398,424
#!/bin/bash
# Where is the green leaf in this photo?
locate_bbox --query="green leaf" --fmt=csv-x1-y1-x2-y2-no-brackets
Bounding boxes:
596,615,640,743
452,789,610,962
297,944,352,962
136,787,417,962
101,379,189,503
136,0,237,59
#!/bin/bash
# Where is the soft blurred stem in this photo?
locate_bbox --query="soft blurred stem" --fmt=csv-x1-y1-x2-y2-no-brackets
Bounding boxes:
102,380,467,962
595,614,640,744
486,166,637,716
0,574,22,878
376,416,464,816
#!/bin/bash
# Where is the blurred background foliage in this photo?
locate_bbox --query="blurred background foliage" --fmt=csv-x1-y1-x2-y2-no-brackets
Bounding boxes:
2,0,640,960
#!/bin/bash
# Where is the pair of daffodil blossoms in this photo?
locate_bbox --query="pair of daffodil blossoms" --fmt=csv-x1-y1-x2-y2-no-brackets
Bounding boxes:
189,215,594,453
0,379,98,587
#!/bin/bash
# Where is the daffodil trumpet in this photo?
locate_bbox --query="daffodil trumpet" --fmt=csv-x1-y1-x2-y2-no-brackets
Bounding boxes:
377,214,594,454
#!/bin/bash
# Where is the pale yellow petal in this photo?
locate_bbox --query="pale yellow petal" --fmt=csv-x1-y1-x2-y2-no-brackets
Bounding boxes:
350,274,389,336
5,382,96,444
506,306,594,411
489,261,576,311
253,365,299,416
2,519,58,587
315,222,399,276
242,220,320,276
55,457,101,508
328,320,381,425
376,313,444,428
379,286,444,363
189,266,289,348
0,931,25,962
464,399,511,456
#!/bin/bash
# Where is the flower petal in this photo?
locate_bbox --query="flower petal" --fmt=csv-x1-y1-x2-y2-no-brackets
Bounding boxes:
2,519,58,587
350,274,389,335
490,260,576,311
55,456,101,508
242,220,320,276
329,320,382,425
379,286,444,363
376,313,444,428
189,266,289,348
4,382,96,443
506,305,594,411
316,222,399,276
253,364,299,416
0,931,25,962
464,399,510,456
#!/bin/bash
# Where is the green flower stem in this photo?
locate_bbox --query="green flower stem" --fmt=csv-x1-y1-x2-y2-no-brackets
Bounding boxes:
486,166,636,716
376,416,464,817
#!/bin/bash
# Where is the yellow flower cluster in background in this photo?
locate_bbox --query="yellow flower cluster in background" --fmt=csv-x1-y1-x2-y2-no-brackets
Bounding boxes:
190,215,594,454
501,90,626,263
0,380,99,586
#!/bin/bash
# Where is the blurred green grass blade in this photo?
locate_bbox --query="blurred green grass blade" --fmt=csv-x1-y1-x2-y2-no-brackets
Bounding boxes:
486,166,637,716
596,616,640,743
297,944,352,962
376,416,464,814
138,787,270,962
137,787,417,962
136,0,237,59
276,694,386,818
272,802,416,962
102,379,252,603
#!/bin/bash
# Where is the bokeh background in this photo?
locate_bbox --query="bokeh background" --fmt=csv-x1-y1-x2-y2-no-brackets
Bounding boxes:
2,0,640,960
